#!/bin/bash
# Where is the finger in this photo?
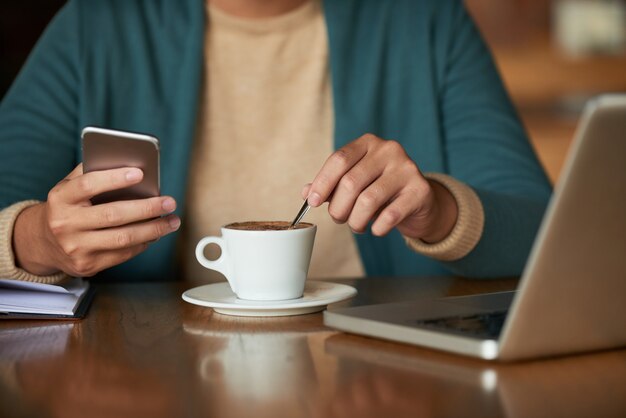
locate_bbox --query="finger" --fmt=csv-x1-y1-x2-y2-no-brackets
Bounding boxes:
302,183,335,202
82,243,150,276
75,196,177,230
307,140,369,207
346,175,404,233
59,167,144,204
301,183,312,200
326,156,387,223
53,164,84,190
370,191,421,237
90,214,181,251
65,163,84,180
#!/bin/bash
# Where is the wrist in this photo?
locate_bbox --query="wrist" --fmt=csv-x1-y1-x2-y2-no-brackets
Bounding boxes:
13,203,60,276
418,180,459,243
404,173,485,262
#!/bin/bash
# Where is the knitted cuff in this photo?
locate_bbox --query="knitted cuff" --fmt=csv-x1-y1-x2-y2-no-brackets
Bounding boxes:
404,173,485,261
0,200,69,284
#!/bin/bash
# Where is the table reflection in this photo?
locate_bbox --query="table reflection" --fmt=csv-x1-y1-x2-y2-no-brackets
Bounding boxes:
0,323,73,362
324,333,626,418
15,346,176,418
1,323,75,417
323,335,500,417
183,313,335,418
1,320,183,418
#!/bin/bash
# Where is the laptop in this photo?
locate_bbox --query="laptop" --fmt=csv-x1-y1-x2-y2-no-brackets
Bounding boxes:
324,94,626,361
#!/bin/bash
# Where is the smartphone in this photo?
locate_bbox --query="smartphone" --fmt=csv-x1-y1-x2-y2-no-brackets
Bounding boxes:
81,126,160,205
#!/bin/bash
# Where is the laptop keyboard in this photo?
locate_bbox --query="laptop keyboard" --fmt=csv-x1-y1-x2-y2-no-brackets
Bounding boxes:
414,310,508,339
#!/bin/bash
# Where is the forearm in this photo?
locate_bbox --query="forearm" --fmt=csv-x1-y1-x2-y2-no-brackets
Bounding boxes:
404,179,548,278
442,188,549,278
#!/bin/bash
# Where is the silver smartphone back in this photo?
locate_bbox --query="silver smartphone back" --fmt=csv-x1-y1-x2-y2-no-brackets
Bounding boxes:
81,127,160,205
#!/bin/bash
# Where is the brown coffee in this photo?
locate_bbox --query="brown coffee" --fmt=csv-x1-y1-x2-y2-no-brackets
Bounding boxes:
225,221,313,231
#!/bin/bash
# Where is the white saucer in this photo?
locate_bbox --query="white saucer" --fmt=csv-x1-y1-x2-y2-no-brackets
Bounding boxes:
182,281,357,317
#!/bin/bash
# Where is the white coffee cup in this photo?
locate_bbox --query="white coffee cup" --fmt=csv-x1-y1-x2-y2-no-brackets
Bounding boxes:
195,222,316,301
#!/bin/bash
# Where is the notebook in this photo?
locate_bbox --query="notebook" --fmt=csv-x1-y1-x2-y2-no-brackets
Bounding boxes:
0,277,94,319
324,94,626,361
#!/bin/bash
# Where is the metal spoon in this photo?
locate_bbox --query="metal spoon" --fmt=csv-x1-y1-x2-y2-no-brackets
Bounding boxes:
289,200,310,228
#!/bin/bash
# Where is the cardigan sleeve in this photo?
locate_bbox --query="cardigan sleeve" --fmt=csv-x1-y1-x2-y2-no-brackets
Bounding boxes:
433,2,552,277
0,1,81,210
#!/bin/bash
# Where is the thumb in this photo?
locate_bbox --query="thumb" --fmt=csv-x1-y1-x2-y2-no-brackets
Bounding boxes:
301,183,312,200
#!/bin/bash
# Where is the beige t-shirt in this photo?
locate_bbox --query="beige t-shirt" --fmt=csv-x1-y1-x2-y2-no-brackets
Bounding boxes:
181,0,366,282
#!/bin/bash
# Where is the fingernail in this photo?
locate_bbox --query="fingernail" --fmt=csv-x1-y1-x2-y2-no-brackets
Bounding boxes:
162,197,176,212
168,216,181,230
308,192,322,207
126,168,143,181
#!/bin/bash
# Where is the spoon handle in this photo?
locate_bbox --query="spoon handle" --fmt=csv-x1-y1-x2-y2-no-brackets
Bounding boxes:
290,200,311,228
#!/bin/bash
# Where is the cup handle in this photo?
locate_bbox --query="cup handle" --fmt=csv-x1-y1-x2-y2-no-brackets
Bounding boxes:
195,237,235,293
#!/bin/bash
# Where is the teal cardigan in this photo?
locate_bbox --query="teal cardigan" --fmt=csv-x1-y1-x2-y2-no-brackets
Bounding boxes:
0,0,552,280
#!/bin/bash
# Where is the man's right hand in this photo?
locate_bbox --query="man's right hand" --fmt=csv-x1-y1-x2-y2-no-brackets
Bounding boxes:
12,164,180,277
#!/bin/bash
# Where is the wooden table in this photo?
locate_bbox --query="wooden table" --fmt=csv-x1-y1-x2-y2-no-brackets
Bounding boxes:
1,277,625,418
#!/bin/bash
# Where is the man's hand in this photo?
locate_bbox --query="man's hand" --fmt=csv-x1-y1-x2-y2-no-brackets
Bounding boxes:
302,134,457,242
13,164,180,277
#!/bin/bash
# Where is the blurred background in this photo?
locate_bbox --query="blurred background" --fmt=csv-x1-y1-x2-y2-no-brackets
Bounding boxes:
467,0,626,183
1,0,625,183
